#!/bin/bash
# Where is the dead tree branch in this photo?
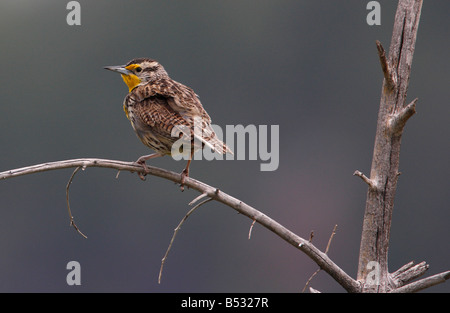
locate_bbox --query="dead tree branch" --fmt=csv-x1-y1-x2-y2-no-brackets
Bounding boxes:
0,158,360,293
66,166,88,239
302,224,338,293
159,197,213,284
354,0,442,292
390,271,450,293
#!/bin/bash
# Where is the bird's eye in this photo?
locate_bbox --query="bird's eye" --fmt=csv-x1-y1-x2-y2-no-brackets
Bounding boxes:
135,67,142,73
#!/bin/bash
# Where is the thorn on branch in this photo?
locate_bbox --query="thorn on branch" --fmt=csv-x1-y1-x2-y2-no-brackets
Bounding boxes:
308,231,314,243
353,170,377,190
388,98,418,135
376,40,397,90
248,220,256,240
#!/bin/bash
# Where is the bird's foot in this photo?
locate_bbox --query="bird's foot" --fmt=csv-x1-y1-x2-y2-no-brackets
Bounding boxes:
135,157,149,181
180,168,189,192
133,153,163,181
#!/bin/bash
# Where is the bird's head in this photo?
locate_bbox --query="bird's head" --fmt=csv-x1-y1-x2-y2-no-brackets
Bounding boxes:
104,58,168,92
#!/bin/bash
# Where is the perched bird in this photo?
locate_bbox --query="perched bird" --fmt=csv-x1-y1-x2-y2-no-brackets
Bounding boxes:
105,58,232,190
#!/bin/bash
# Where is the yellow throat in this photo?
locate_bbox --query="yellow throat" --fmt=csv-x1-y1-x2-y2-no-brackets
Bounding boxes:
121,73,141,92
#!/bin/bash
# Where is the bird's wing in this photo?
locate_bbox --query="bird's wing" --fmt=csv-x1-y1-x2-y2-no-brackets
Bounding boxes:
148,78,212,123
131,81,231,154
133,94,190,140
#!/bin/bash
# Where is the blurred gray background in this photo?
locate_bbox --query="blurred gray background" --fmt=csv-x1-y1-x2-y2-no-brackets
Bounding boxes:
0,0,448,292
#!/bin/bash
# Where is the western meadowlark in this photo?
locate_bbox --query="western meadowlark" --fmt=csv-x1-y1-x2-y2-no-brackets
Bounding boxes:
105,58,232,190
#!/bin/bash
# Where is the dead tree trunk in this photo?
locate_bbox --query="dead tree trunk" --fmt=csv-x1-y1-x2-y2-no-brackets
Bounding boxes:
355,0,423,292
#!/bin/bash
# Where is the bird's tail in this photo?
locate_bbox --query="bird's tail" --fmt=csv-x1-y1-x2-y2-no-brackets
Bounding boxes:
197,124,233,155
173,118,233,155
204,133,233,155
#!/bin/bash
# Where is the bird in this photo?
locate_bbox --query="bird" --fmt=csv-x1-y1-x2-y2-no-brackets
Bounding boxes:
104,58,232,190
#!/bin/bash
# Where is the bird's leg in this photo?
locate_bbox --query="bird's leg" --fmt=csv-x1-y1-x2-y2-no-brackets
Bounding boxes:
180,147,195,191
135,153,162,180
180,160,191,191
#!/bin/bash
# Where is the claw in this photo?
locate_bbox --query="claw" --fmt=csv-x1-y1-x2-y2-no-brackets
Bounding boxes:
133,153,163,181
138,171,147,181
180,168,189,192
179,151,193,191
135,159,149,181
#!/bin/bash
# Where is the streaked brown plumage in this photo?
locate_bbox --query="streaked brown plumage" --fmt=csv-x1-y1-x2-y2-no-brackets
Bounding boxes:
105,58,232,189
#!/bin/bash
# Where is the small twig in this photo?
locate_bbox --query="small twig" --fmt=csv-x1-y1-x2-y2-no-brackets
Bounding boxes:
388,98,418,135
308,231,314,243
376,40,397,90
353,170,377,190
158,197,213,284
302,225,338,292
189,192,209,206
302,268,321,293
325,224,338,254
66,167,88,239
248,220,256,239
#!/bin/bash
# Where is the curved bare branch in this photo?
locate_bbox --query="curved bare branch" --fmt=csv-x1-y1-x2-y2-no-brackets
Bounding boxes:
0,158,360,292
